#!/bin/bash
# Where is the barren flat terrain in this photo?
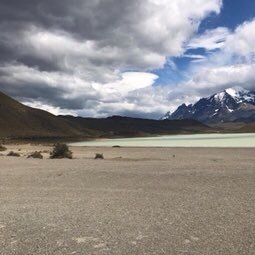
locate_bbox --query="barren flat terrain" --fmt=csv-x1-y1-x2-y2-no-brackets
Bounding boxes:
0,145,255,255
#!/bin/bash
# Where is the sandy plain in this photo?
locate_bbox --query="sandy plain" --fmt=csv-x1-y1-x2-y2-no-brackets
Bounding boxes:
0,144,255,255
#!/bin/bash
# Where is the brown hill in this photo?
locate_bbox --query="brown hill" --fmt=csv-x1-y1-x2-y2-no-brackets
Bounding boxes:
0,91,214,140
0,91,85,139
237,122,255,133
61,115,212,138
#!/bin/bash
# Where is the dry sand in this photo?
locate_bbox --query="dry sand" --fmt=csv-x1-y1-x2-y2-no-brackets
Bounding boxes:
0,144,255,255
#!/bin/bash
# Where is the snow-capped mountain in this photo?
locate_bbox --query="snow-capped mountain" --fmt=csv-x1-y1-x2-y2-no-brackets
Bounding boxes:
162,87,255,124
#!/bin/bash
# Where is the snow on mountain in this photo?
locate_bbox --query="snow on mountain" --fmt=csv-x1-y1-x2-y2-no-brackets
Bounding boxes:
213,92,225,102
162,87,255,123
161,111,171,120
225,86,254,103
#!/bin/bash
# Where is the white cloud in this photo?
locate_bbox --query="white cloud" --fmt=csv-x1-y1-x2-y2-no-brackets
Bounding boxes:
172,18,255,101
24,101,76,116
152,18,255,114
188,27,230,51
93,72,158,95
185,64,255,91
224,19,255,60
132,17,255,115
183,54,206,60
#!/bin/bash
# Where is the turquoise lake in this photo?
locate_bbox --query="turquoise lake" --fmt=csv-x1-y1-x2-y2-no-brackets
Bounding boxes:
70,133,255,148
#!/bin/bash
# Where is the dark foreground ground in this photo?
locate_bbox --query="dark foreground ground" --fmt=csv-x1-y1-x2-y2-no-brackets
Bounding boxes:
0,146,255,255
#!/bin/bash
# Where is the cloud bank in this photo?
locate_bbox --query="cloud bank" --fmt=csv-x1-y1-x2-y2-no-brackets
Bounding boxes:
3,0,255,118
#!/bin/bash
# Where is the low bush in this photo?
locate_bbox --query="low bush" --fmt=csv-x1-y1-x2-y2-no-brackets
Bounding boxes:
95,153,104,159
7,151,20,157
0,145,7,152
50,143,73,159
28,151,43,159
112,145,121,148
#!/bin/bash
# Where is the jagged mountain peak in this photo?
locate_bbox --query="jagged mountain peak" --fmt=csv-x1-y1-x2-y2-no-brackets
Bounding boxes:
162,86,255,124
211,91,226,101
207,86,249,102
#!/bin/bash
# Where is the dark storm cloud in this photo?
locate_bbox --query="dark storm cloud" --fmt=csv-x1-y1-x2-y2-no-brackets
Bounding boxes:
0,0,223,117
0,0,220,70
0,0,139,41
0,62,101,110
0,0,165,82
0,79,99,110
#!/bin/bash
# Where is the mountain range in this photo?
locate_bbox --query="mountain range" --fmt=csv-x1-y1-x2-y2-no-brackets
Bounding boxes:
162,87,255,124
0,91,212,140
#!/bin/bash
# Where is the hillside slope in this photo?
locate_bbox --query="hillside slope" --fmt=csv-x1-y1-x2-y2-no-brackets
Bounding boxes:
0,91,214,140
0,91,85,138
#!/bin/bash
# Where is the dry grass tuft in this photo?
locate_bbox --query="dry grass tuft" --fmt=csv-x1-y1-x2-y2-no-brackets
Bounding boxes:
95,153,104,159
0,145,7,152
28,151,43,159
7,151,20,157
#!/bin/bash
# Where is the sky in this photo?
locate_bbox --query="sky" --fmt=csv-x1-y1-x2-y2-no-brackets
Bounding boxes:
0,0,255,119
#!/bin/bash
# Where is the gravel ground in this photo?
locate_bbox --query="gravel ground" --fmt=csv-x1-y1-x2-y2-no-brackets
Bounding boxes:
0,146,255,255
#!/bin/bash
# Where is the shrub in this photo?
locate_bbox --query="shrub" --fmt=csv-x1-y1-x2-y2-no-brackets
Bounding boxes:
95,153,104,159
27,151,43,159
7,151,20,157
0,145,7,152
50,143,72,159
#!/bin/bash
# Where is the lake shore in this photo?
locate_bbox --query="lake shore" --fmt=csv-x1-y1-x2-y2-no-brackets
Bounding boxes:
1,145,255,254
69,133,255,148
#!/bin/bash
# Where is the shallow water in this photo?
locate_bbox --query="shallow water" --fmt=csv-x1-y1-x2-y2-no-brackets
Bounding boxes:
70,133,255,148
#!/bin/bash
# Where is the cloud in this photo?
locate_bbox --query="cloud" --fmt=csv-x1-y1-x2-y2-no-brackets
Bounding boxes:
1,2,255,119
0,0,222,118
185,64,255,93
93,72,158,95
224,19,255,60
188,27,230,51
0,62,162,117
181,18,255,89
159,18,255,113
131,18,255,116
0,0,222,74
0,63,99,110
